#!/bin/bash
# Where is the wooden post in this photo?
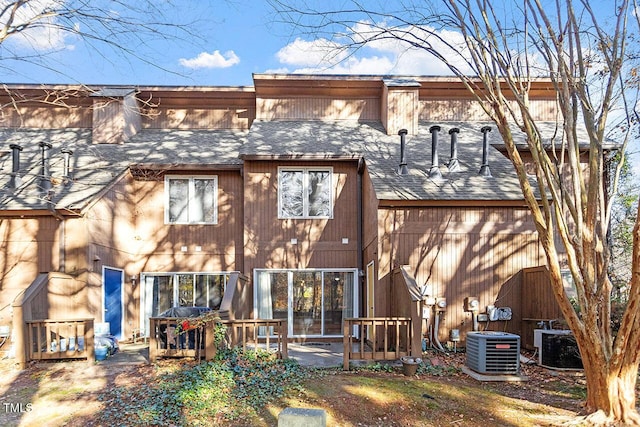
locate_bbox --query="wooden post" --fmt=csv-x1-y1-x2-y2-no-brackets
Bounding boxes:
343,320,350,370
85,319,95,365
411,302,422,357
13,305,26,369
149,318,157,363
204,321,216,361
280,320,288,359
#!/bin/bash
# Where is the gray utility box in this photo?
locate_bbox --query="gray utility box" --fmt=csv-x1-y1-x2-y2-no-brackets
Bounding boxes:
466,331,520,375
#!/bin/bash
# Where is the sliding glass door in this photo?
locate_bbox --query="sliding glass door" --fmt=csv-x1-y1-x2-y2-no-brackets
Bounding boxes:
141,272,229,337
292,271,323,335
255,269,357,337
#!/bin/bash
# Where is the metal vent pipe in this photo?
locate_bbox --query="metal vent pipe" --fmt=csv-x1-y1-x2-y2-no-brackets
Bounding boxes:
39,142,53,196
9,144,23,189
448,128,460,172
429,125,442,180
61,148,73,185
479,126,492,177
397,129,409,175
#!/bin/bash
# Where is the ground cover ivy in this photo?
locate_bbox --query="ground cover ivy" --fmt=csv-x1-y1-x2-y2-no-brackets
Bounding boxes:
98,348,310,426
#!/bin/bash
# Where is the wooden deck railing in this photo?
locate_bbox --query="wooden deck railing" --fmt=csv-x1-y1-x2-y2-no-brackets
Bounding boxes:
149,318,288,362
148,317,206,362
343,317,413,370
223,319,288,359
26,319,95,363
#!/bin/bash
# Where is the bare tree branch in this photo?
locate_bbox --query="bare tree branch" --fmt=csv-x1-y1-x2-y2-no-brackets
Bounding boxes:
271,0,640,422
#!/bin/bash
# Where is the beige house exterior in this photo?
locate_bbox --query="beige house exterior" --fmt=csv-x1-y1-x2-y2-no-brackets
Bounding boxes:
0,74,565,364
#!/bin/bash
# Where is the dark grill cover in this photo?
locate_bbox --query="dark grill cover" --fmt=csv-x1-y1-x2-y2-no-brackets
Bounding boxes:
157,306,211,318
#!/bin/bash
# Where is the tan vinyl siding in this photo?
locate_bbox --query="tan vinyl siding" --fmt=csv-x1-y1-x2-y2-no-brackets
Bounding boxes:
0,87,93,128
86,171,244,273
143,107,256,130
139,88,256,130
377,206,544,342
419,99,558,122
0,217,61,318
382,87,419,135
0,107,92,128
243,160,359,273
256,97,380,121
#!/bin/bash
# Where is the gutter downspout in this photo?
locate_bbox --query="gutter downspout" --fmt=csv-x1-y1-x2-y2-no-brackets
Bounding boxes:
357,157,365,317
59,219,65,273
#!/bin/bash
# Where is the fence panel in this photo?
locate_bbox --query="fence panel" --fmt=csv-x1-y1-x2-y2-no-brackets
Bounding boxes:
149,318,288,362
26,319,94,363
343,317,412,370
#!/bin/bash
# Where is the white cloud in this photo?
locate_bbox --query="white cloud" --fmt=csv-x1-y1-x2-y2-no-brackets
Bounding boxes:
276,38,347,67
3,0,73,51
288,55,395,75
179,50,240,69
263,67,291,74
274,21,475,76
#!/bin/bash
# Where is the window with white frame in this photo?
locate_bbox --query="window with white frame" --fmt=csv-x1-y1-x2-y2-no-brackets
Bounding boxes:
165,175,218,224
278,167,333,218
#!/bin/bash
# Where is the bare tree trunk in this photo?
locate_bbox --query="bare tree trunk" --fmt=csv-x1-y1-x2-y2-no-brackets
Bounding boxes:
269,0,640,422
570,202,640,425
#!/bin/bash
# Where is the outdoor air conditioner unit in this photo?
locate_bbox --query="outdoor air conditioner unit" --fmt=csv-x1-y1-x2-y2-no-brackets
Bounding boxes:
466,331,520,375
534,329,583,370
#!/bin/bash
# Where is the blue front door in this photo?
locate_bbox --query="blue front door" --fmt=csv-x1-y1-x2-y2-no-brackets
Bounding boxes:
104,267,123,339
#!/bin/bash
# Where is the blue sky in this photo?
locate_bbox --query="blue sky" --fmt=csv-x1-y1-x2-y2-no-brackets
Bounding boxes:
3,0,473,86
3,1,638,173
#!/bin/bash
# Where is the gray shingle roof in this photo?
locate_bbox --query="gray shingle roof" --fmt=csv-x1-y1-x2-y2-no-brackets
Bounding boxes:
0,128,245,212
241,120,369,159
1,119,552,213
245,120,538,201
369,121,535,201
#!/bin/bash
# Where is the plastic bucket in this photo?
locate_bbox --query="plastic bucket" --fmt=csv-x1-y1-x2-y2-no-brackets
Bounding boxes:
95,346,108,361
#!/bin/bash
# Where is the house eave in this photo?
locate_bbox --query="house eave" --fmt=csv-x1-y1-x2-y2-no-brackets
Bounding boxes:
0,208,81,218
240,153,362,161
377,199,534,208
130,163,243,171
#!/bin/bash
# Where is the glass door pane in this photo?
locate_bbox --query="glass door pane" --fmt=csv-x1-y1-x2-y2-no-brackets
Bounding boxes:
152,275,173,316
177,274,194,306
256,272,288,319
292,271,322,336
195,275,208,307
256,272,288,336
323,272,354,336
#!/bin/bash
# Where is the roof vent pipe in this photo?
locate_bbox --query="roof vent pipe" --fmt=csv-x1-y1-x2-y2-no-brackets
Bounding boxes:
39,142,53,197
447,128,461,172
429,125,442,180
479,126,492,177
397,129,409,175
61,148,73,185
9,144,23,189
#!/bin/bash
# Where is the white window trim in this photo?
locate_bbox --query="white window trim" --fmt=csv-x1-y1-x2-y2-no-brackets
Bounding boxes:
277,167,334,219
164,175,218,224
